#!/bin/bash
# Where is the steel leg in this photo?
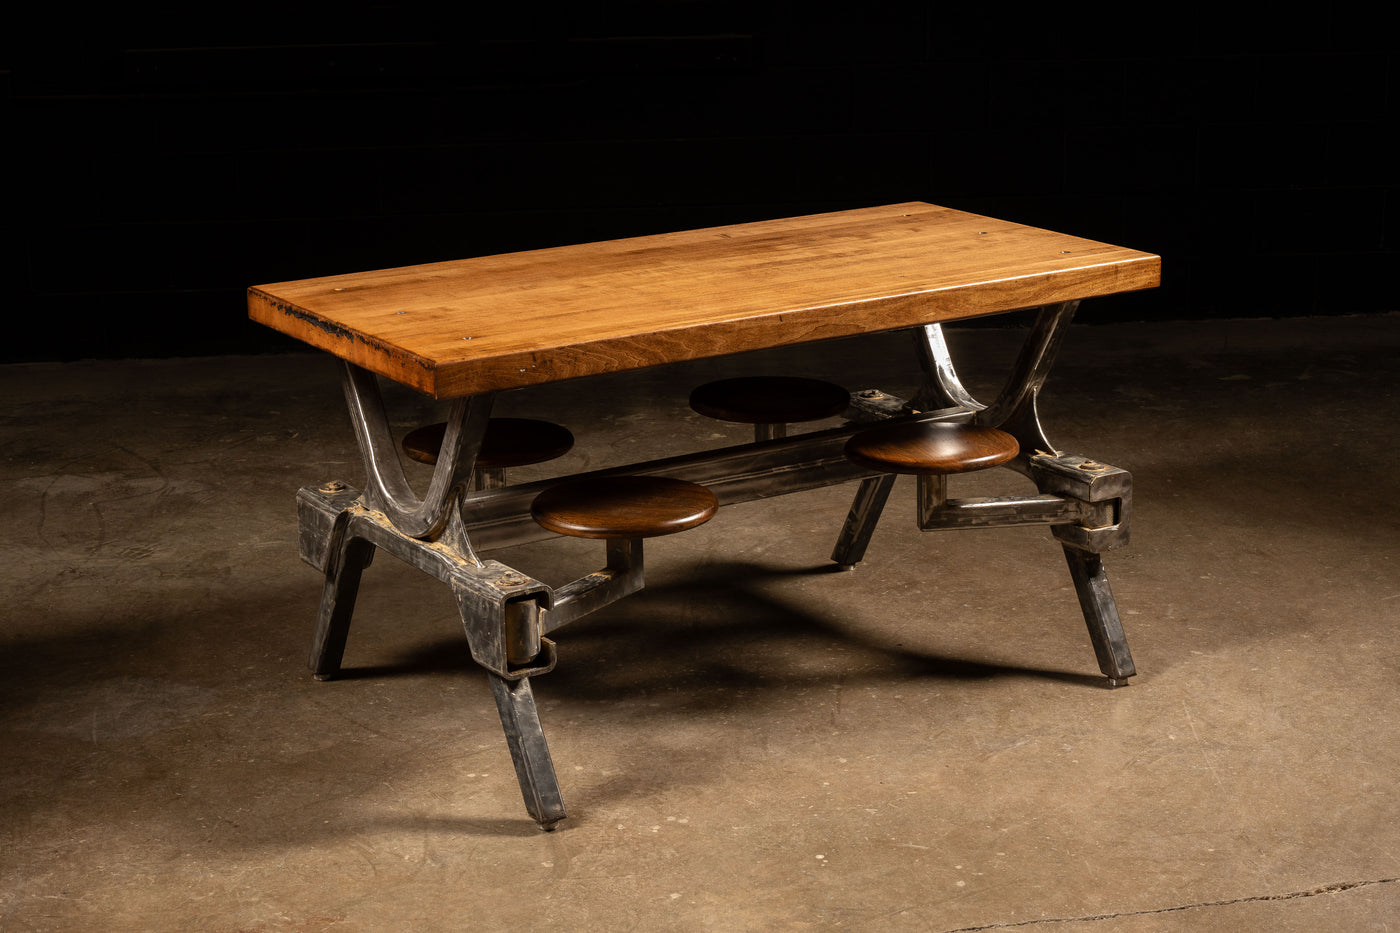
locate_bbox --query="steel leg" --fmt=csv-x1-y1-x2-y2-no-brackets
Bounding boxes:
1062,545,1136,687
980,301,1079,459
489,673,567,830
340,362,493,538
830,474,896,569
309,536,376,681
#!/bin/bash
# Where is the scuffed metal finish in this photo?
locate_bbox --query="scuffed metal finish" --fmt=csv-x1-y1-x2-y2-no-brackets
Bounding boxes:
913,451,1131,551
490,674,566,830
542,539,645,636
291,306,1145,826
296,481,554,681
830,474,896,568
1063,546,1136,685
296,480,361,573
1029,452,1132,553
340,361,492,540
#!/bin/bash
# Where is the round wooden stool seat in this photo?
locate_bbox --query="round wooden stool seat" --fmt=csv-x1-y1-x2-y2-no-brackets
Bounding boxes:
531,476,719,540
845,421,1019,475
689,376,850,425
403,418,575,468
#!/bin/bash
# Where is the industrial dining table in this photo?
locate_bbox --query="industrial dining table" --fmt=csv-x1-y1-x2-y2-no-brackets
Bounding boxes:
249,201,1161,829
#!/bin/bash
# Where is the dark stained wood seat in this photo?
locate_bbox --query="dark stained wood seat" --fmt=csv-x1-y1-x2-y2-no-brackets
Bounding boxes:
689,376,849,439
531,476,718,540
403,418,575,468
844,420,1019,475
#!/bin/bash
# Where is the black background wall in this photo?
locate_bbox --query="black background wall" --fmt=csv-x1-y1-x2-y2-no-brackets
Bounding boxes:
4,4,1395,363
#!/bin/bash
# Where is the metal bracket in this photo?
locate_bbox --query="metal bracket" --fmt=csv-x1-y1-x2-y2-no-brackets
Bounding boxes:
911,451,1130,553
541,539,646,636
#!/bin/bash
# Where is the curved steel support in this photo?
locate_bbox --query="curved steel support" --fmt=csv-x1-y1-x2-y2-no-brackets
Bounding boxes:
910,323,984,414
977,301,1079,460
340,362,494,538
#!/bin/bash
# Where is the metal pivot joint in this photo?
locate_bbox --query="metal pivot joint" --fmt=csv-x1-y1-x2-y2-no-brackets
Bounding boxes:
296,480,556,681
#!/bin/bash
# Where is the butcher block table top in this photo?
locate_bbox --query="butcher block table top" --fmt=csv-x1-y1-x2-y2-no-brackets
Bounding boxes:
248,201,1160,399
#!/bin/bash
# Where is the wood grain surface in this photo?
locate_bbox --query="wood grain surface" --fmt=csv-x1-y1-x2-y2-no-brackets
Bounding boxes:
248,202,1160,398
530,476,720,540
844,421,1020,475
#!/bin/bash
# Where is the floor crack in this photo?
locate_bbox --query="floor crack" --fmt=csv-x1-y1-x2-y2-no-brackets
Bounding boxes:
939,877,1400,932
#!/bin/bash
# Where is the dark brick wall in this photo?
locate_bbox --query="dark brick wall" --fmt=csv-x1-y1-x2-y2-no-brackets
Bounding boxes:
5,4,1395,361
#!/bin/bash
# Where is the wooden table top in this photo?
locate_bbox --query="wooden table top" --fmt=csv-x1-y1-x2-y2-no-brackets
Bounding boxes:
248,202,1160,398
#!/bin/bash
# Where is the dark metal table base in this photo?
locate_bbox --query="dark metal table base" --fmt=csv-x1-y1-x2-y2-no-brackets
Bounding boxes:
295,301,1137,829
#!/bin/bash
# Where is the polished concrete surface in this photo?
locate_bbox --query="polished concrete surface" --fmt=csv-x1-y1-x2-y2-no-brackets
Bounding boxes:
3,314,1399,931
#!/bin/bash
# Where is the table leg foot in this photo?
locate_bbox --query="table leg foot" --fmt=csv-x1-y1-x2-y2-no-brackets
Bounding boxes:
308,537,376,680
1062,544,1136,684
489,673,567,830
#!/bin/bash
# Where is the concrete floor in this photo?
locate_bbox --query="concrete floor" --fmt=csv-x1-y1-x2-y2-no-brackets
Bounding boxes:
3,313,1399,932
